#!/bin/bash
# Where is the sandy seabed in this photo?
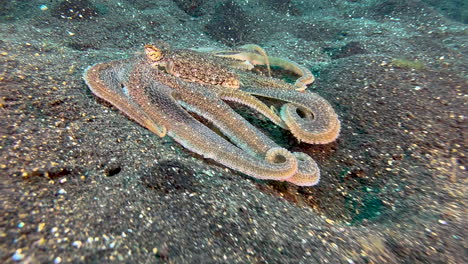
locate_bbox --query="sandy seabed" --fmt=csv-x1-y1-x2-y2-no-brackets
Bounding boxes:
0,1,466,263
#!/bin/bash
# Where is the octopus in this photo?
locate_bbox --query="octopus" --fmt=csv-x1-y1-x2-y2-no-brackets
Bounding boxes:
83,42,340,186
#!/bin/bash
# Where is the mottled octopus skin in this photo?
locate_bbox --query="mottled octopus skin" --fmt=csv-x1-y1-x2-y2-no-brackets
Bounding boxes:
145,44,240,89
83,44,340,186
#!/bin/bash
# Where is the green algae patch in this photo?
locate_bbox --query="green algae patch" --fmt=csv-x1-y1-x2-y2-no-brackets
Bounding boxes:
391,58,425,70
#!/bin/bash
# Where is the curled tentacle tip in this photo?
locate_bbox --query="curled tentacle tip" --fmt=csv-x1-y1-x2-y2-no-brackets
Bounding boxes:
264,147,298,180
285,152,320,186
287,177,320,187
265,147,296,166
280,103,341,145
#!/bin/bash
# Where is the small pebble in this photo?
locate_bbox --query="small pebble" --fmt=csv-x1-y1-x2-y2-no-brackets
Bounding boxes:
57,189,67,195
12,250,24,261
37,222,45,232
438,219,447,225
72,241,82,248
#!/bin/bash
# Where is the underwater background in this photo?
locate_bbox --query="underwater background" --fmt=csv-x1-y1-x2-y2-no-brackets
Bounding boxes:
0,0,466,263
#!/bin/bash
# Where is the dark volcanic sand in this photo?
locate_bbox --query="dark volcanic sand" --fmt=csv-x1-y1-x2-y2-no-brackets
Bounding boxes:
0,1,466,263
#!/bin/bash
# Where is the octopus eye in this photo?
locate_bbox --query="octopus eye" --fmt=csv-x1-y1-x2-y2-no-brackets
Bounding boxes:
144,44,164,61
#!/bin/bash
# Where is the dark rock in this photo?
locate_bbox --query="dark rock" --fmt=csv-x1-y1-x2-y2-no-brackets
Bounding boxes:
104,163,121,177
141,160,196,193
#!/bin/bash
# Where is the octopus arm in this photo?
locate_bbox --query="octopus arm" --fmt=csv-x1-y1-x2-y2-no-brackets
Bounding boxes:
83,61,167,137
243,87,340,145
236,44,272,77
219,90,286,129
288,152,321,186
268,56,315,91
211,44,313,91
211,48,269,74
172,83,321,186
126,64,299,181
